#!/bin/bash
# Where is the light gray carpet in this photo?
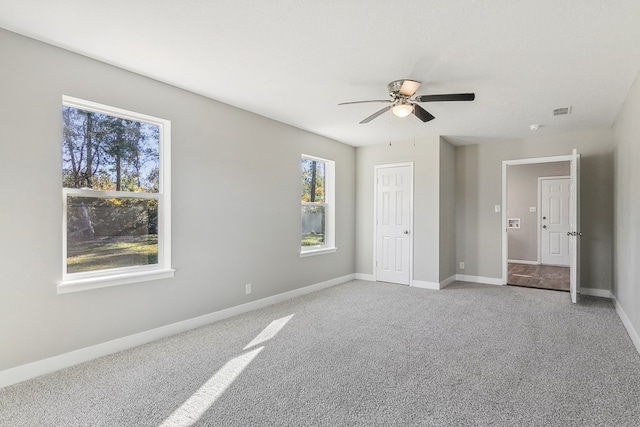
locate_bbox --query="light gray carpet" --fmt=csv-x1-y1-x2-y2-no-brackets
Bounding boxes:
1,281,639,426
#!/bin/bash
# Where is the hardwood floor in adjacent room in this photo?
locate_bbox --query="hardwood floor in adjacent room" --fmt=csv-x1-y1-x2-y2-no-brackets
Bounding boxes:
508,262,570,291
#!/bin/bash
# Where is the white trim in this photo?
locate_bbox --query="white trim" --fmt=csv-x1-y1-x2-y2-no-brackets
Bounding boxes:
456,274,503,286
579,288,611,299
63,96,170,126
502,153,575,286
300,154,335,253
612,295,640,355
440,275,456,289
507,259,539,265
57,269,175,294
502,161,508,284
0,274,355,389
373,162,414,285
411,275,456,290
355,273,375,281
411,280,440,290
299,247,337,258
504,155,574,166
63,188,159,199
60,96,172,293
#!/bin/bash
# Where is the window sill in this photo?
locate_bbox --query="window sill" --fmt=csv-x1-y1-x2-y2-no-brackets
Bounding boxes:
57,268,175,294
300,247,337,258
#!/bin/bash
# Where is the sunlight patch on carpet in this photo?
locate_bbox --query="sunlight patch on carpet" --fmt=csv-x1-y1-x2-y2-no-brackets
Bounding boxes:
159,314,295,426
244,314,295,350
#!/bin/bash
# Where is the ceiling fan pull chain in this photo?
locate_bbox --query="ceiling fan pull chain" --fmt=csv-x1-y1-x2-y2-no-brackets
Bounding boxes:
388,108,392,146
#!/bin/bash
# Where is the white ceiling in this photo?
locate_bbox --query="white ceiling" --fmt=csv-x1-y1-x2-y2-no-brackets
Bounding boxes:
2,0,640,146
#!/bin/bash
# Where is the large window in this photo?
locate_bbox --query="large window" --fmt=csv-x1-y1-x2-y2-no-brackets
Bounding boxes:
301,155,335,256
59,96,173,293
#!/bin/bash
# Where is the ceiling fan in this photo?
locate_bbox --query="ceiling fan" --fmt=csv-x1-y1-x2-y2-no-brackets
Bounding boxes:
339,79,475,124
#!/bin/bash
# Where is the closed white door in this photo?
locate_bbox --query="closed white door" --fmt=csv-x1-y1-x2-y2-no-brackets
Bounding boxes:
540,177,570,266
375,164,412,285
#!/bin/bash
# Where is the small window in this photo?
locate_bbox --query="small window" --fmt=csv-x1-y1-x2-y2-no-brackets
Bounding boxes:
301,155,336,256
59,96,173,293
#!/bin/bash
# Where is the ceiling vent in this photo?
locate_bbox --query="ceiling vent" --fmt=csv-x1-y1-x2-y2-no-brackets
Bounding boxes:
553,106,572,116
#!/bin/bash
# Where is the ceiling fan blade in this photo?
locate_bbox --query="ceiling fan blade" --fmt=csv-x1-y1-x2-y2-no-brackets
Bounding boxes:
414,93,475,102
413,104,435,122
399,80,421,97
360,106,392,124
338,100,392,106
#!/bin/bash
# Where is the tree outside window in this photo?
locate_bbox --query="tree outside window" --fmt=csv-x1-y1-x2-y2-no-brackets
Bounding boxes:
61,97,170,285
301,155,334,255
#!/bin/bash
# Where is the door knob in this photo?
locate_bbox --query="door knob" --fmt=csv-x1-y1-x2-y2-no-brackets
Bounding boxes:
542,225,547,228
403,230,410,234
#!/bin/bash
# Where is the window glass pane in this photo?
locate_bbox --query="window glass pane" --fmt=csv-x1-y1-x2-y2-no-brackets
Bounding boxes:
67,196,158,273
301,158,325,203
62,106,159,193
301,205,325,247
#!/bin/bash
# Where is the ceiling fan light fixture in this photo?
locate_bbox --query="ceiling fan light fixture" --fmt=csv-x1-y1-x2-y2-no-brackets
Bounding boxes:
398,80,421,96
392,103,414,118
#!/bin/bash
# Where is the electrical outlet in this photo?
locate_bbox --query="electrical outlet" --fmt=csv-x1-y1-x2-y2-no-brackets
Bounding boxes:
459,261,465,270
245,283,252,295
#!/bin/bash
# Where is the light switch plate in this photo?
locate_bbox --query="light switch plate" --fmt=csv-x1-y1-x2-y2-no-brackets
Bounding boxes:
494,205,501,213
529,207,537,213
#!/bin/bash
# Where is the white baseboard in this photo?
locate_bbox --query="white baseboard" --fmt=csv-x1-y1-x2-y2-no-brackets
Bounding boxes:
0,274,355,389
580,288,611,298
507,259,539,265
354,273,374,281
440,275,456,289
411,280,440,290
455,274,503,285
411,275,456,290
612,295,640,356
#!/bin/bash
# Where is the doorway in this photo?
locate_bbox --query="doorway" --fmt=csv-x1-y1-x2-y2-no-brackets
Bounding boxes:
502,150,581,302
374,163,413,285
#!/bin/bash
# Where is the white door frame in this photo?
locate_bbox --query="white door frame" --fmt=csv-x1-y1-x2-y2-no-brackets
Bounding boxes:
501,154,574,285
373,162,414,284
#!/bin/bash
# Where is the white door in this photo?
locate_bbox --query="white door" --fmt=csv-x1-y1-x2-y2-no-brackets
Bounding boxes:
570,149,581,303
540,177,571,266
375,164,412,285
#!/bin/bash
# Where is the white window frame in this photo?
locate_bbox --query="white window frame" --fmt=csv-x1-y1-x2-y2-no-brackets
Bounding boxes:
58,96,174,294
300,154,336,257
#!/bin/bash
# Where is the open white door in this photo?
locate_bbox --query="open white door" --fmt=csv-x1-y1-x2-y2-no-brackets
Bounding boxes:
569,149,581,303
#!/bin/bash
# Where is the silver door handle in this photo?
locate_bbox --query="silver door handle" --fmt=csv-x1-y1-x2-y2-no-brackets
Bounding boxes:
403,230,410,234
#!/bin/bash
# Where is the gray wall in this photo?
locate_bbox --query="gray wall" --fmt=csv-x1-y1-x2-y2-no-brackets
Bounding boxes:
612,71,640,341
455,129,613,290
439,138,456,281
355,137,440,284
507,162,570,262
0,29,356,371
